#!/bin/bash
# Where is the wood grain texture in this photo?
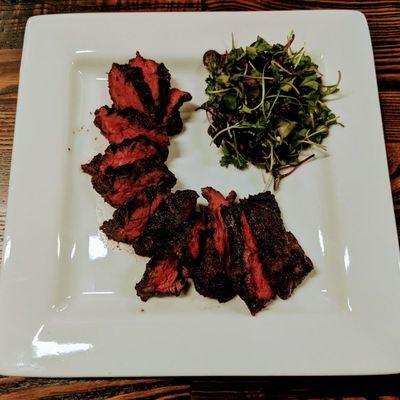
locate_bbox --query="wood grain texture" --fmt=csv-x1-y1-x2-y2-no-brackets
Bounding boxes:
0,377,191,399
0,0,201,49
0,1,399,399
0,376,399,399
0,49,19,248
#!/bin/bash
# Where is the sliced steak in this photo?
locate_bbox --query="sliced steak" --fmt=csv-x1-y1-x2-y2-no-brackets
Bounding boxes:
241,192,313,300
81,153,102,176
191,188,236,303
129,52,171,120
94,106,169,148
91,159,176,207
222,203,275,315
81,137,168,178
186,210,207,262
132,190,198,257
101,184,172,243
135,252,187,301
162,88,192,136
108,63,154,114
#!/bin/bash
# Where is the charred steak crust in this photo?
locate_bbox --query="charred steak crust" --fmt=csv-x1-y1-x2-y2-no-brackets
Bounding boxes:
81,136,168,180
91,159,177,208
221,203,274,315
94,106,169,147
109,63,154,114
105,136,168,163
155,63,172,121
135,252,187,302
95,106,158,131
101,184,172,244
132,190,199,257
192,205,236,303
81,153,103,176
163,89,192,136
128,52,172,120
241,192,313,299
190,188,236,303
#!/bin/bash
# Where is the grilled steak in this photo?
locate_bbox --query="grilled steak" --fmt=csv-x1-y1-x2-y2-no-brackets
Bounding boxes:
162,88,192,135
108,63,154,114
191,188,236,303
101,184,172,243
134,212,201,302
186,210,207,261
94,106,169,147
81,137,168,179
81,153,102,176
222,203,275,315
84,51,313,314
240,192,313,300
129,52,171,121
135,251,187,301
132,190,198,256
90,159,176,207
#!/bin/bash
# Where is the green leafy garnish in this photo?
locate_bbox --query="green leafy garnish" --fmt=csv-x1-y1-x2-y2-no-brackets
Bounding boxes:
200,33,342,190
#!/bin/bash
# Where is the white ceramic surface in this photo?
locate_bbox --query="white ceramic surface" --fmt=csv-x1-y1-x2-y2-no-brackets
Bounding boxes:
1,11,399,377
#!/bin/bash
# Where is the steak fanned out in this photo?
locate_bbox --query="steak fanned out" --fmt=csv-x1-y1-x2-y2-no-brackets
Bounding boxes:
94,106,169,148
135,252,187,301
191,188,236,303
241,192,313,300
108,63,154,114
132,190,198,257
101,185,172,243
90,159,176,207
129,52,171,121
162,88,192,136
81,137,167,178
222,203,275,315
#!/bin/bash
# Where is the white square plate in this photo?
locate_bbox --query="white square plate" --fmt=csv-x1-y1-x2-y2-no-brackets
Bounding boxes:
1,11,400,377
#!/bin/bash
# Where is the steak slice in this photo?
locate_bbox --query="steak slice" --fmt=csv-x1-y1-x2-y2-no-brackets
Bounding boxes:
191,188,236,303
81,137,167,178
108,63,154,114
241,192,313,300
162,88,192,136
135,251,187,301
135,212,200,302
129,52,171,120
101,184,172,244
186,210,207,262
81,153,102,176
132,190,198,257
94,106,169,148
222,203,275,315
91,159,176,207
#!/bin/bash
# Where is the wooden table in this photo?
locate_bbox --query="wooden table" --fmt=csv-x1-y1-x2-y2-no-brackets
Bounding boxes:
0,1,399,398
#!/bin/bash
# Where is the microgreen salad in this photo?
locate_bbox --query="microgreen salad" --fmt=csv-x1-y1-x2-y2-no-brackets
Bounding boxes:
200,33,342,189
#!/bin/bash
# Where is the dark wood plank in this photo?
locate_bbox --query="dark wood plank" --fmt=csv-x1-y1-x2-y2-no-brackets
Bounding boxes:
0,0,201,49
0,377,191,399
381,90,400,142
191,376,400,399
0,49,19,250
